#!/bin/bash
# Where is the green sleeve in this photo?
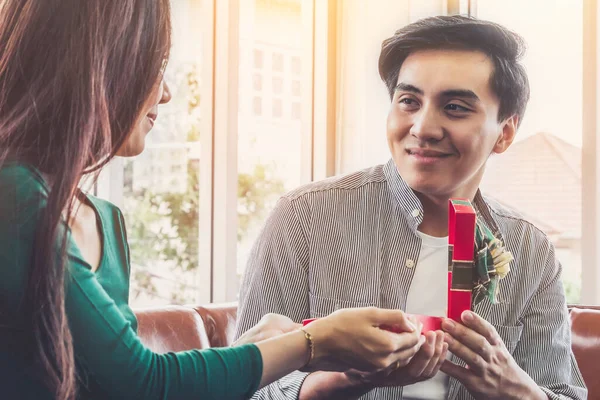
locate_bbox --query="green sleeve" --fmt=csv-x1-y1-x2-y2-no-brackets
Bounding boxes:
67,259,262,400
0,165,263,400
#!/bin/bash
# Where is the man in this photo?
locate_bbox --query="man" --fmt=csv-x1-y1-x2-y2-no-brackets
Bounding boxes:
235,15,587,400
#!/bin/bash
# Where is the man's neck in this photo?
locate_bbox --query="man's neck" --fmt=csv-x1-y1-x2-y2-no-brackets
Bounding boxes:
416,190,478,237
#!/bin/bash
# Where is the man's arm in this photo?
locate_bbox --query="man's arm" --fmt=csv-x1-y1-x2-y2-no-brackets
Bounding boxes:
512,243,587,399
235,197,312,399
298,372,372,400
235,197,380,400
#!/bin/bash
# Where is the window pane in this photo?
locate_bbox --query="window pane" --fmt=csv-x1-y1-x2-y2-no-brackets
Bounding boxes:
272,98,283,118
292,79,301,97
253,73,263,91
237,0,311,282
272,52,284,72
272,76,284,94
253,96,263,116
292,101,301,120
254,49,264,69
121,0,208,307
291,56,302,75
477,0,583,303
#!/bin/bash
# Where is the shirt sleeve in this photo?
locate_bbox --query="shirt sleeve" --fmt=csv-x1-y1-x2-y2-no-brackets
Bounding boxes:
67,262,263,400
235,197,311,399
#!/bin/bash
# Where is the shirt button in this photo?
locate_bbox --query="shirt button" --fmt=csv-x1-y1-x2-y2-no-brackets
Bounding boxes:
411,209,420,218
405,259,415,268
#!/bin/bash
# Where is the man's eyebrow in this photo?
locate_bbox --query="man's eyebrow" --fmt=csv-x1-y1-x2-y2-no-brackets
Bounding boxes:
394,83,423,95
394,83,481,103
440,89,480,102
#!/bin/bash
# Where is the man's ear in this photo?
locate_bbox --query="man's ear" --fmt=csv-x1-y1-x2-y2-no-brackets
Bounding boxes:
493,115,518,154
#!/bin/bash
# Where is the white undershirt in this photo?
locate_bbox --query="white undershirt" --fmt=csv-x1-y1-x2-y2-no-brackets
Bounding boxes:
402,231,449,400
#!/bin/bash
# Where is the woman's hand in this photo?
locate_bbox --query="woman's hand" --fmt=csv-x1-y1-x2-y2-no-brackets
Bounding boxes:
233,313,301,347
302,307,424,374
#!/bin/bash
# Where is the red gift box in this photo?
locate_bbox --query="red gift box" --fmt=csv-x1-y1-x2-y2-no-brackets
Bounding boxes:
303,199,476,334
447,199,476,323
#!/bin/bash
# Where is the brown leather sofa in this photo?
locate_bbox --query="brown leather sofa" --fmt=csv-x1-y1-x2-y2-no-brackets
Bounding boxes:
134,304,600,399
570,305,600,399
135,302,238,353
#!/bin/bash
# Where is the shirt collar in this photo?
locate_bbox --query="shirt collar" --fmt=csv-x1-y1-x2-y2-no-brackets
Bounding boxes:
383,158,504,242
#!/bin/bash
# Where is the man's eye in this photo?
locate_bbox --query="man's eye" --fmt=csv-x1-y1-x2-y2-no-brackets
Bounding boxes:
400,98,416,105
446,103,469,112
398,98,420,111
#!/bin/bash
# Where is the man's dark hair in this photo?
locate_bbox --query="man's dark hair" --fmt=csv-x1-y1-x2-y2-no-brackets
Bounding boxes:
379,15,530,125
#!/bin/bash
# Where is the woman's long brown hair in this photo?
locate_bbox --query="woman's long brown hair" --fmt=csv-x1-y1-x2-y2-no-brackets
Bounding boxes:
0,1,171,398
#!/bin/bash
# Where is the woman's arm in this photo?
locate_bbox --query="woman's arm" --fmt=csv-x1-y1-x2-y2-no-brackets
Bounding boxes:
1,168,262,399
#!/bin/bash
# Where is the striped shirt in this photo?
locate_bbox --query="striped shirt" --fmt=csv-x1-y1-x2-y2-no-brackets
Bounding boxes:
235,159,587,400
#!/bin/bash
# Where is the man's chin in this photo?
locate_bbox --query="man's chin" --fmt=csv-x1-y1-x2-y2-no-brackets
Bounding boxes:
394,160,457,198
404,176,452,199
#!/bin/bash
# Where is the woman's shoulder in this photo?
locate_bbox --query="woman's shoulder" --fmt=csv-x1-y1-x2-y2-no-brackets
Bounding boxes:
84,193,129,242
0,162,48,192
85,193,124,220
0,163,49,216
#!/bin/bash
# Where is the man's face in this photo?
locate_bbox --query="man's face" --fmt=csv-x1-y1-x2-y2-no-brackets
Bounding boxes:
387,49,516,199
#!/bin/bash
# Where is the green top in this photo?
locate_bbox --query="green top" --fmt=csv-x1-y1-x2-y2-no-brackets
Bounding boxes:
0,163,263,400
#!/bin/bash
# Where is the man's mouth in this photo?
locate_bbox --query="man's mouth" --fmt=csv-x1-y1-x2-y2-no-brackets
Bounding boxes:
406,148,452,158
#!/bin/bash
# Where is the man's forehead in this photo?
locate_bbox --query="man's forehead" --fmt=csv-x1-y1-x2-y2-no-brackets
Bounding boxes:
397,49,494,96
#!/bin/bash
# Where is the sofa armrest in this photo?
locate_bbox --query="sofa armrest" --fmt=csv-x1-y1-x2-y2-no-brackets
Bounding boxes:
569,306,600,399
135,305,210,353
193,302,238,348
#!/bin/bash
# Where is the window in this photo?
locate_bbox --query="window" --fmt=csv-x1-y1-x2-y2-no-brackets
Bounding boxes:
97,0,210,307
94,0,317,304
475,0,584,303
237,0,313,284
91,0,600,305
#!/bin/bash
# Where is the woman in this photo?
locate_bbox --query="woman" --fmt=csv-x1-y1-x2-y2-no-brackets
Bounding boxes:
0,1,425,399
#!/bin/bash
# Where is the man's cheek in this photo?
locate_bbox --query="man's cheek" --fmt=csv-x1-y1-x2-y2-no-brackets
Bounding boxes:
386,110,408,141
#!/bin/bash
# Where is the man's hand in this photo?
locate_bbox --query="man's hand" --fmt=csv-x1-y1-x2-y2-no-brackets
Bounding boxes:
345,330,448,388
440,311,547,400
